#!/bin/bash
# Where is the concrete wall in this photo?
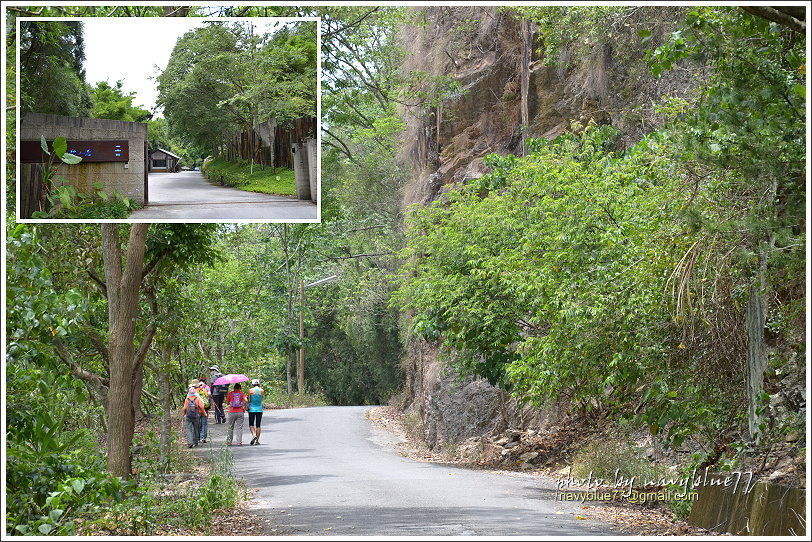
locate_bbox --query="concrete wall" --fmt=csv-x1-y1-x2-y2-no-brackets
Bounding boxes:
20,113,147,205
688,475,805,536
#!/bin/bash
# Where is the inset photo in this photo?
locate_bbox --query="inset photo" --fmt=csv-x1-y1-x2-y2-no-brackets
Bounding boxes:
16,16,319,221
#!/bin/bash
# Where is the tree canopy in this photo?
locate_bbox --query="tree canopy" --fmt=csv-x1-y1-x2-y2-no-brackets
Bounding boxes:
19,20,92,117
90,80,151,122
156,21,317,156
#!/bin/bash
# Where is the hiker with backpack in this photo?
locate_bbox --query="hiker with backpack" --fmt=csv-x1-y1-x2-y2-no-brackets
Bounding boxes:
247,379,265,445
225,382,248,446
209,365,226,424
182,380,206,448
196,380,211,444
198,375,211,395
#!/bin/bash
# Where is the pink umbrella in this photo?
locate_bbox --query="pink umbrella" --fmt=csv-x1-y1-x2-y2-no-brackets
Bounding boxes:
212,373,249,386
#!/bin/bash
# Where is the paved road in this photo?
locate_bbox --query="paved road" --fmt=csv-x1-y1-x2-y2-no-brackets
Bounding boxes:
195,406,627,536
128,171,317,220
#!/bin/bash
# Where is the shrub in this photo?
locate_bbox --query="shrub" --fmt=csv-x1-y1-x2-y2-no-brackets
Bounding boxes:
201,157,296,195
571,437,669,485
31,184,139,219
78,448,245,536
401,409,425,442
6,421,128,536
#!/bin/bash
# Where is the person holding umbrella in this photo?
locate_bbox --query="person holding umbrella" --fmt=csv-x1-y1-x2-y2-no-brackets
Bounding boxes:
209,365,226,424
212,373,250,444
225,382,248,446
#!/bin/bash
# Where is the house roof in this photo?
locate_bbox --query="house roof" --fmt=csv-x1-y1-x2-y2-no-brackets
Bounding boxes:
155,148,181,159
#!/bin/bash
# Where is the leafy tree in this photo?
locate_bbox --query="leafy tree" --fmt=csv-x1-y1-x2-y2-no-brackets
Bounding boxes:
19,20,93,116
395,125,676,401
7,223,221,478
157,23,238,154
233,21,317,122
90,80,150,122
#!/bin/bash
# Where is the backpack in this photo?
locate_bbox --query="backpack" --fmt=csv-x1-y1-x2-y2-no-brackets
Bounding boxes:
229,392,244,409
198,388,211,409
185,396,200,418
211,374,226,395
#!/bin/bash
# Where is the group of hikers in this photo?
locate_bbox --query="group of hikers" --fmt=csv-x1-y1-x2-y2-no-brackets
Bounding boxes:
181,365,265,448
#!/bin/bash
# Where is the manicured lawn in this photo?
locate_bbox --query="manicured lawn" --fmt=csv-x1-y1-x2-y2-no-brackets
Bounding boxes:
202,158,296,196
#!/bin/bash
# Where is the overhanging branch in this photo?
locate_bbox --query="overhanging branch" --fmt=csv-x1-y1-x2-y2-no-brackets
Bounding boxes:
741,6,805,33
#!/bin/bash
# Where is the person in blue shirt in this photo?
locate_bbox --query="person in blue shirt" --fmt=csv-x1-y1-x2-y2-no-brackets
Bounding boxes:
247,378,265,445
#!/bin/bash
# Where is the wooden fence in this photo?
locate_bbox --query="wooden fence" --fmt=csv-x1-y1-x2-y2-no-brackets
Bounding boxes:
221,117,316,169
19,164,44,218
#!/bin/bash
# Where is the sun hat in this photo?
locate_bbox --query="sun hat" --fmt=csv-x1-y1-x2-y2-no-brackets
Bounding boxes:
251,379,260,386
189,379,200,388
209,365,220,371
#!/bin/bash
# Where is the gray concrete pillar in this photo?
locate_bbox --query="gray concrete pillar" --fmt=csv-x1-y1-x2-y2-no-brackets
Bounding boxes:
292,141,311,200
305,138,317,203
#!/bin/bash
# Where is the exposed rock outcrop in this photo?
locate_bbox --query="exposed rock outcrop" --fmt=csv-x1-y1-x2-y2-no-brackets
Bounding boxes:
397,6,699,449
401,337,568,449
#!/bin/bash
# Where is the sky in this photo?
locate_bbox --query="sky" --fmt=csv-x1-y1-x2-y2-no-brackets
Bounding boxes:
81,18,294,116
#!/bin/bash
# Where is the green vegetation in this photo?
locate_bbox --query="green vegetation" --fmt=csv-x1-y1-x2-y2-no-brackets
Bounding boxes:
157,21,317,159
201,158,296,196
571,438,670,485
33,185,139,219
90,80,150,122
395,124,679,401
79,448,244,536
262,383,329,409
19,20,92,117
5,5,805,534
394,6,805,471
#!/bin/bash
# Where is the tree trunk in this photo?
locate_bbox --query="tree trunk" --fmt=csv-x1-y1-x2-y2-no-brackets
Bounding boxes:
132,329,157,421
162,6,190,17
287,346,294,396
102,224,149,479
132,363,146,422
745,178,777,441
281,224,294,396
745,277,768,440
158,344,173,473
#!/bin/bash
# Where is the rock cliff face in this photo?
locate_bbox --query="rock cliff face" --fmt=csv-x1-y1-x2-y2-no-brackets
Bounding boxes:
400,337,566,448
397,6,695,448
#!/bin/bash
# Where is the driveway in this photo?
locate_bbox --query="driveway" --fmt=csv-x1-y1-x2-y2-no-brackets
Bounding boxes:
194,406,628,536
129,171,317,220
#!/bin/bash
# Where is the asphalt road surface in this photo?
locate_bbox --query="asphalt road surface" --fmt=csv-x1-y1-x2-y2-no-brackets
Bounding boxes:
128,171,317,220
196,406,627,536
